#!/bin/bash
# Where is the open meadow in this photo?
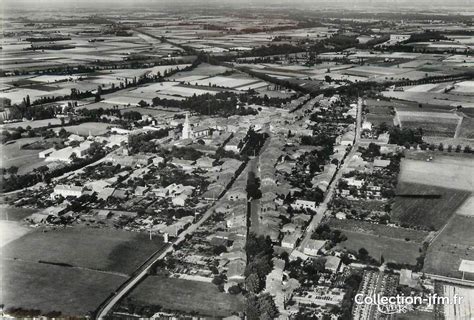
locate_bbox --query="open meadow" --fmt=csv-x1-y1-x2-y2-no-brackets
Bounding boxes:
53,122,111,136
328,218,428,265
2,226,166,275
424,215,474,280
126,275,244,317
398,155,473,191
396,110,461,137
392,182,471,230
0,137,48,174
392,153,472,230
1,259,126,316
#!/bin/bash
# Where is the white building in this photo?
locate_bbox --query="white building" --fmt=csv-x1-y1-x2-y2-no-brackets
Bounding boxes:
181,112,193,140
292,199,317,210
39,147,56,158
52,184,85,199
303,239,327,256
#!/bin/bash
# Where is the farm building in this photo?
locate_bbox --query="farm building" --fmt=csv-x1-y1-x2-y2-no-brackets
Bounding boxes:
38,147,56,158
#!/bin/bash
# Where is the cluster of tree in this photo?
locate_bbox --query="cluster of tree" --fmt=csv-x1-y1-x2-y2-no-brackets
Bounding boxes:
239,43,303,58
388,126,423,145
6,99,60,121
246,171,262,200
26,44,75,51
404,31,448,44
3,308,62,318
152,90,284,117
244,234,274,295
127,129,169,154
311,224,347,246
25,36,71,42
115,297,165,319
356,35,390,49
359,143,381,159
240,129,268,158
286,257,326,283
1,147,105,192
77,106,122,121
165,146,203,162
245,293,279,320
338,272,363,320
301,134,335,148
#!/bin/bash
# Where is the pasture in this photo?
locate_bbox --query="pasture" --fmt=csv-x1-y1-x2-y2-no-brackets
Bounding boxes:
0,220,31,248
396,110,460,137
0,205,39,221
2,226,166,275
392,182,471,230
2,259,125,317
127,275,244,317
53,122,111,136
0,137,47,174
328,218,427,265
1,118,63,130
423,215,474,280
398,156,473,191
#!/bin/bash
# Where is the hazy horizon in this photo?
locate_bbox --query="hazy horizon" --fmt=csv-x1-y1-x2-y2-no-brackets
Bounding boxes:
2,0,473,10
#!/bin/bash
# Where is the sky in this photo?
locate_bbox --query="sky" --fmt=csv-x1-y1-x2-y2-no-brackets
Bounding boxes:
1,0,473,11
2,0,472,5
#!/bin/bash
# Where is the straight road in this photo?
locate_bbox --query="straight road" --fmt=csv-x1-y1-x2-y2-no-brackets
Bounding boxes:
95,156,252,319
297,97,362,251
95,203,219,319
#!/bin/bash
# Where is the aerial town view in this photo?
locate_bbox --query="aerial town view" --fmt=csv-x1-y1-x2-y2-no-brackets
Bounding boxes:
0,0,473,319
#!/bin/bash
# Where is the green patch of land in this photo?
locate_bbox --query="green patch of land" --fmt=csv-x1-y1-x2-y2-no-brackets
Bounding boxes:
125,276,244,318
1,259,125,317
392,182,471,230
424,215,474,280
2,226,165,274
328,218,427,265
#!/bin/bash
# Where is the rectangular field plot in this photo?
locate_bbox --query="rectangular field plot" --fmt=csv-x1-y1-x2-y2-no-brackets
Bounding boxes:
398,156,474,191
53,122,111,136
392,182,471,230
126,276,244,317
1,259,125,317
442,285,474,320
328,218,427,265
2,227,166,275
397,110,461,137
424,215,474,280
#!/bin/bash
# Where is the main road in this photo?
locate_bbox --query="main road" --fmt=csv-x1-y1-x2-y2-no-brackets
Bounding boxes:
297,97,362,251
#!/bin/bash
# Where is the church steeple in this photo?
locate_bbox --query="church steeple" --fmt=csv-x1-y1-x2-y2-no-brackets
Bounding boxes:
181,112,193,139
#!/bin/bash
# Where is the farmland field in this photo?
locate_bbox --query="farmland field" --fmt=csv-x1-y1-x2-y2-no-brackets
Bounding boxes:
126,275,244,317
0,205,39,221
0,220,31,248
398,156,474,191
328,218,429,242
328,218,427,265
456,196,474,217
442,285,474,320
424,215,474,280
457,117,474,139
53,122,111,136
392,182,471,230
0,137,47,174
396,110,460,137
1,259,126,316
1,118,63,130
2,226,166,275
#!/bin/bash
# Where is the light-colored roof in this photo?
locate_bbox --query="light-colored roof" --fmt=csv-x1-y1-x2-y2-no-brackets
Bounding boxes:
459,260,474,273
